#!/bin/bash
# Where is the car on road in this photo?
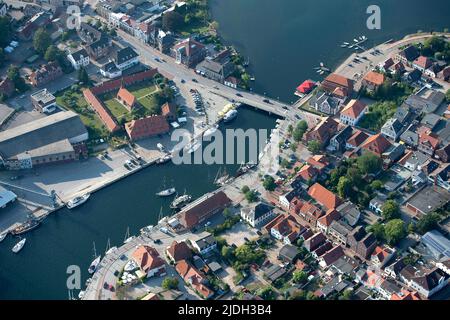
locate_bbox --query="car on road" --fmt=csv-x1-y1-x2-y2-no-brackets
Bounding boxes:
282,105,288,110
236,93,243,97
154,57,161,62
263,99,271,103
181,79,186,83
153,239,162,244
10,175,24,181
295,114,301,120
192,78,198,83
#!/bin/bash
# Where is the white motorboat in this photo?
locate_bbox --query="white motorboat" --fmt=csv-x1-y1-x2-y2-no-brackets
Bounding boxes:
140,225,154,235
88,256,101,274
223,109,238,123
156,187,176,197
12,238,26,253
170,194,192,209
0,232,7,243
78,291,85,299
67,194,90,209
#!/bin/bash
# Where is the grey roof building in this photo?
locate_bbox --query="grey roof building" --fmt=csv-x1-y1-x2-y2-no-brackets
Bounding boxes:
381,117,404,141
0,111,88,169
421,230,450,260
241,202,275,228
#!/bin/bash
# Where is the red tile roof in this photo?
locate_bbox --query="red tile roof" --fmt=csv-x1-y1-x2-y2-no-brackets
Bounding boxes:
360,133,392,155
296,164,319,181
176,259,213,298
296,80,316,94
363,71,385,86
167,241,192,262
340,99,367,119
306,155,329,171
117,87,136,108
132,245,165,273
83,88,120,132
317,209,341,227
125,115,170,141
419,131,440,150
414,56,432,69
161,102,177,118
308,183,343,210
347,130,369,148
391,289,421,300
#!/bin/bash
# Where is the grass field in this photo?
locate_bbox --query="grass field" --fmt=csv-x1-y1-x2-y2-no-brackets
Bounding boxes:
55,88,109,139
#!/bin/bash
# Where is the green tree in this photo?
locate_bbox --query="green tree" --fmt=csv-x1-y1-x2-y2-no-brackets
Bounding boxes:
416,212,441,235
292,270,308,284
381,200,400,220
221,246,235,261
78,67,90,84
0,16,12,48
244,190,258,203
258,286,276,300
241,185,250,194
263,176,276,191
307,140,321,154
340,289,353,300
44,45,58,61
7,65,27,92
368,222,385,241
357,153,382,175
162,11,184,31
33,28,52,55
446,89,450,102
370,180,383,191
337,176,352,198
290,142,298,152
162,277,179,290
384,219,406,245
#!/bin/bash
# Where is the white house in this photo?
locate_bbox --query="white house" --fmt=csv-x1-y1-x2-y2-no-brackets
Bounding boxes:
339,99,367,126
67,48,90,70
190,233,217,256
240,202,275,228
114,46,139,71
100,61,122,79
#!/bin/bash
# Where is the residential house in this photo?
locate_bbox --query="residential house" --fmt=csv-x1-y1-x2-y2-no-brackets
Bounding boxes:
190,233,217,256
339,99,367,126
438,66,450,82
429,164,450,191
30,62,63,87
195,49,235,83
240,202,275,228
394,45,419,65
134,21,156,45
360,133,392,157
131,245,166,278
304,232,327,252
224,76,239,89
176,259,214,299
17,11,52,40
125,115,169,141
278,244,300,264
295,80,316,97
67,48,90,70
100,61,122,79
371,246,396,268
413,56,432,72
369,194,387,215
317,209,341,234
294,164,319,183
172,38,207,68
418,130,440,156
279,188,302,209
384,258,406,279
402,91,445,114
405,185,450,217
85,34,111,61
328,125,353,152
328,220,352,246
270,214,303,244
400,266,449,298
436,143,450,163
347,226,377,259
289,197,324,228
304,117,339,146
362,71,385,92
346,130,369,150
391,289,422,300
336,201,360,227
114,46,139,71
319,246,344,269
436,260,450,276
157,30,175,54
381,118,404,141
166,240,192,263
308,182,343,210
378,58,394,73
320,73,354,98
309,92,344,115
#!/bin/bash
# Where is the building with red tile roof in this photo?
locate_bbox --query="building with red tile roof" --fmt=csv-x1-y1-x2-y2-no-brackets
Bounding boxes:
289,197,324,228
175,259,214,299
166,240,192,262
179,191,232,230
295,164,319,182
346,130,369,149
83,88,120,132
340,99,367,126
317,209,341,234
132,245,166,277
391,289,421,300
117,87,137,111
270,214,304,244
319,246,344,268
321,73,353,98
125,115,170,141
360,133,392,156
413,56,432,72
295,80,316,96
362,71,385,91
308,183,343,210
304,117,339,145
306,155,329,172
418,131,440,156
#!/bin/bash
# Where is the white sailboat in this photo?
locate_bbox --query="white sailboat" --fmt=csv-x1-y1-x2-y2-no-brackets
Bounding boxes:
123,227,135,244
156,177,176,197
0,232,7,243
88,242,101,274
105,238,117,255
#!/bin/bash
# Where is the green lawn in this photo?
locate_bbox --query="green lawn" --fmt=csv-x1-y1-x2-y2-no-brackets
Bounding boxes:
128,82,158,99
55,89,109,139
103,96,133,123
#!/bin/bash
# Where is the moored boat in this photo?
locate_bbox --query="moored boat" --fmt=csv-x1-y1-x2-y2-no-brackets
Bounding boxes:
88,256,101,274
12,238,26,253
156,187,176,197
0,232,8,242
203,124,219,138
223,109,238,123
11,219,40,236
67,194,90,209
170,194,192,209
